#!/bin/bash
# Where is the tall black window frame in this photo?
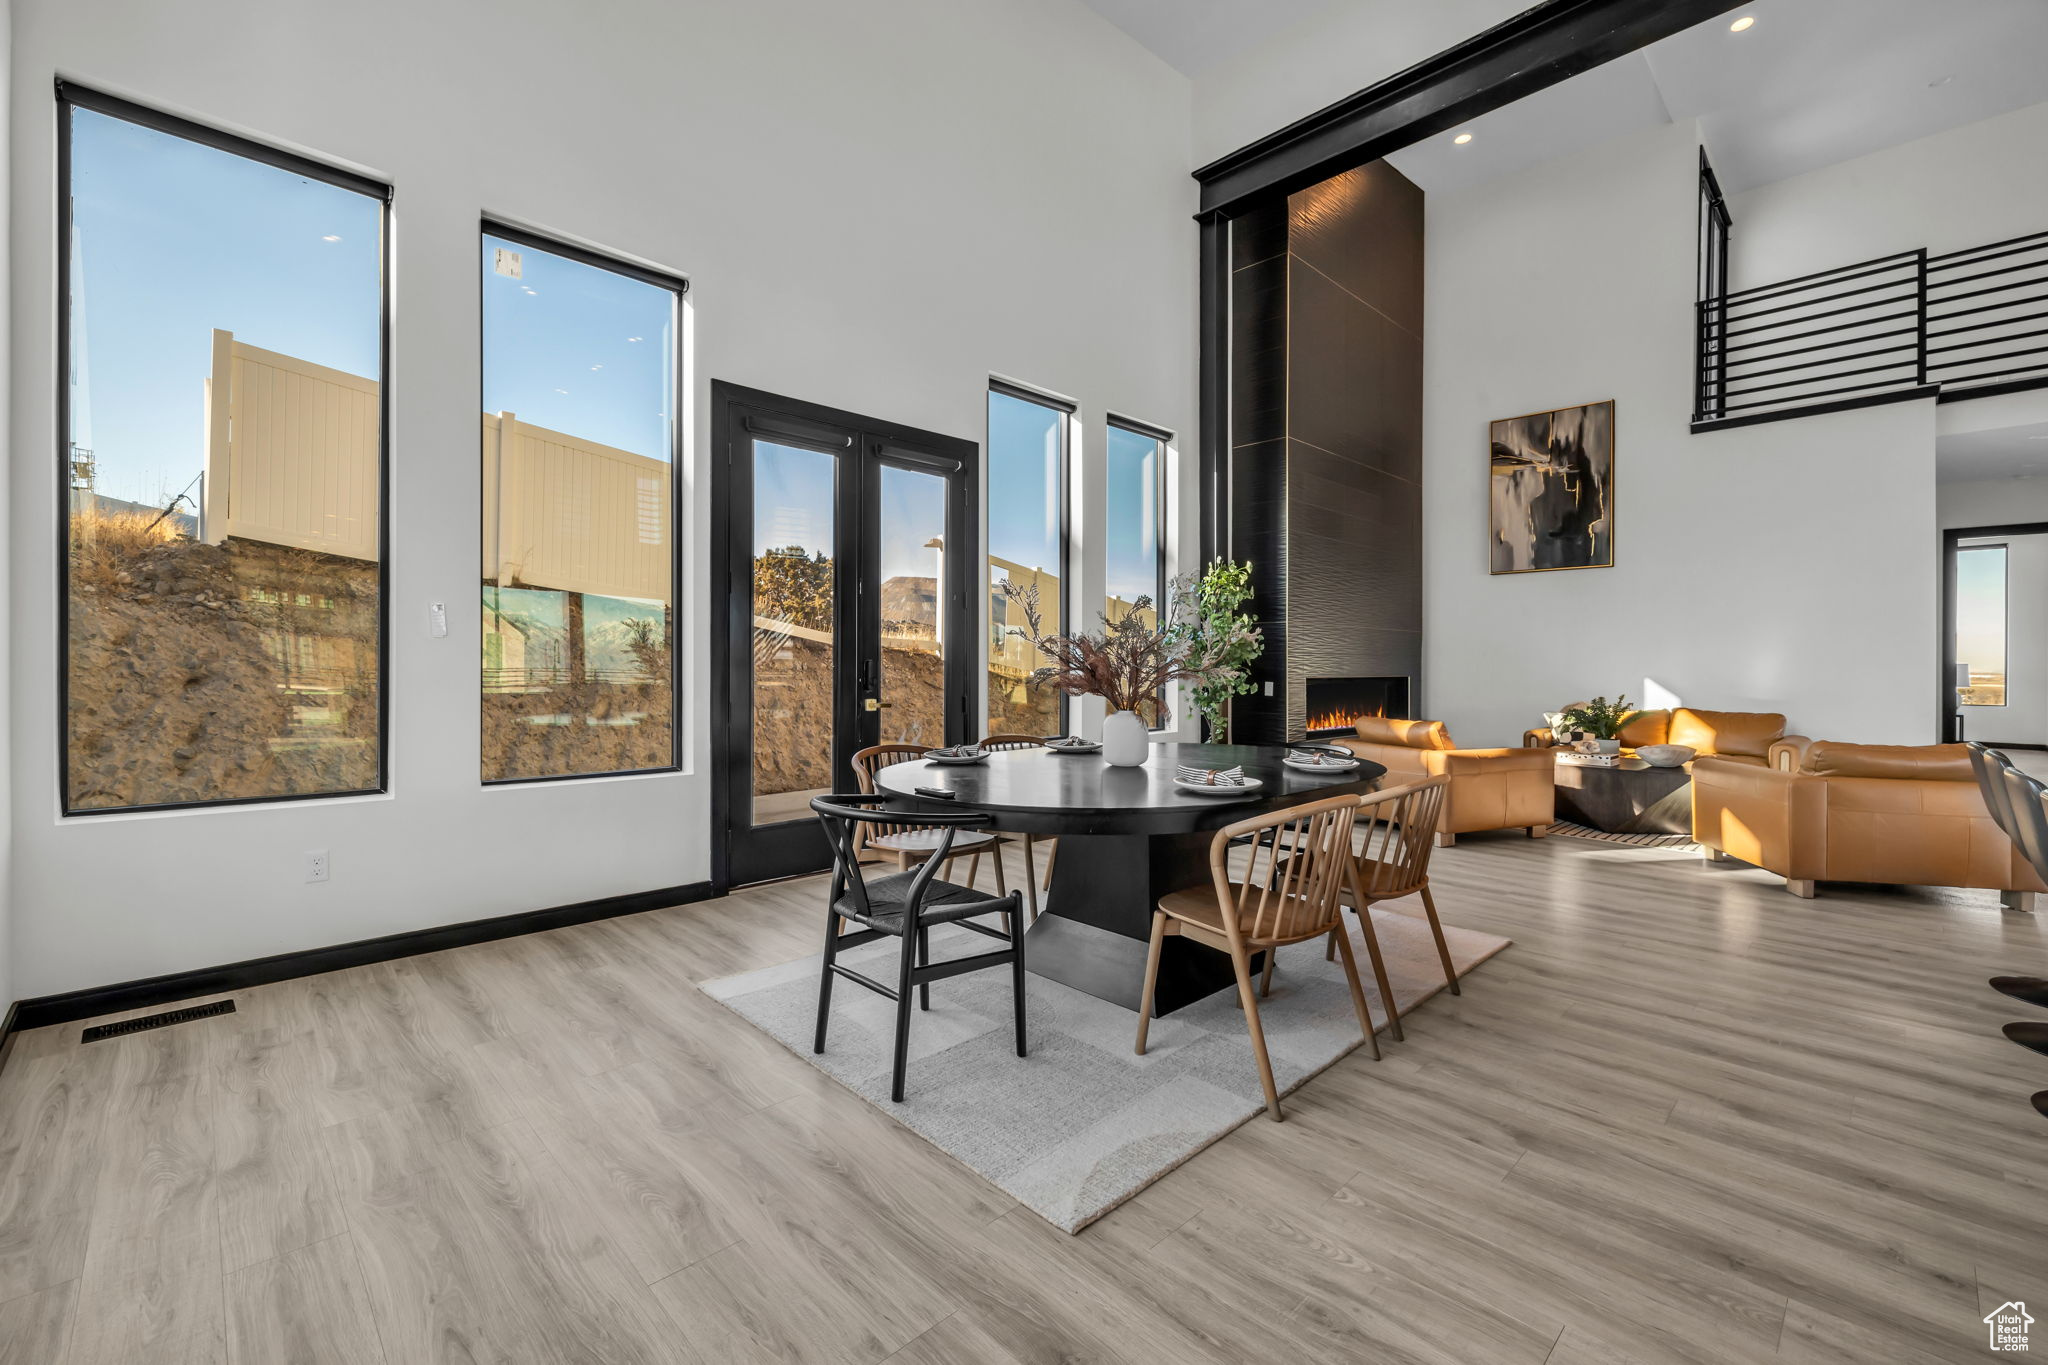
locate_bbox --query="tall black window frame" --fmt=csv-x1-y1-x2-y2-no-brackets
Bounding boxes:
477,219,689,786
1106,415,1173,730
1955,540,2010,710
985,378,1075,737
56,81,394,817
1696,148,1732,422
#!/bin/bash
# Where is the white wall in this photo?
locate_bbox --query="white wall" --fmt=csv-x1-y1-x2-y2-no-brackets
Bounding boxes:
1190,0,1525,164
8,0,1198,998
1424,119,1939,749
1728,99,2048,289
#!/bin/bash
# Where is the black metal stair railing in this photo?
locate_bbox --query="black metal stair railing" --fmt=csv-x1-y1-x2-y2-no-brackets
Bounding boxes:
1694,227,2048,429
1926,228,2048,392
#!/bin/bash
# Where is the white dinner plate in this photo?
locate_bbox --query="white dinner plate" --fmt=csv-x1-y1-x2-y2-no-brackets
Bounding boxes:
923,750,989,765
1047,741,1101,754
1284,755,1358,772
1174,776,1264,796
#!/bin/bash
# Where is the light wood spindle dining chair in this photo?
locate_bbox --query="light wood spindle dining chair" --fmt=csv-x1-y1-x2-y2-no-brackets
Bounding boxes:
1135,793,1374,1120
979,733,1054,919
1303,775,1458,1043
850,744,1008,895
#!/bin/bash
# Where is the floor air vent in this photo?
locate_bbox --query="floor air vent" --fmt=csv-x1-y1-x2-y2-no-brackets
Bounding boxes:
81,998,236,1043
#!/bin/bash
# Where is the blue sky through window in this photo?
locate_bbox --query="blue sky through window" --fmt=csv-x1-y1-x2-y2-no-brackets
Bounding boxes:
481,235,674,460
1105,424,1161,609
68,107,381,507
987,391,1063,577
1957,544,2006,688
67,105,682,515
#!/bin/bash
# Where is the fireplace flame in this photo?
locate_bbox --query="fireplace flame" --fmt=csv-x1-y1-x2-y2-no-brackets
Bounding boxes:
1305,702,1390,733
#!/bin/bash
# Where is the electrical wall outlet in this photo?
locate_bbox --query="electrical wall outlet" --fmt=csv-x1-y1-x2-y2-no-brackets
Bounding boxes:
1263,680,1274,697
305,849,330,884
429,601,449,637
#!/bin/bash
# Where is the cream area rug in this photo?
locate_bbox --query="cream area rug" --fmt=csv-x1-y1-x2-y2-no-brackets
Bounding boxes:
701,908,1511,1234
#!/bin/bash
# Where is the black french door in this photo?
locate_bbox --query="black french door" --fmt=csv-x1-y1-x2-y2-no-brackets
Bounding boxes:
712,382,979,888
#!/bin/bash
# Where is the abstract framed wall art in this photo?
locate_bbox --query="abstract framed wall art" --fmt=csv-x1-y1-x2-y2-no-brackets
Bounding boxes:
1489,399,1615,574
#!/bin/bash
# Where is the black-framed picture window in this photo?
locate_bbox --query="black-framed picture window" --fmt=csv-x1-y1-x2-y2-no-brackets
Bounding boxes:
986,382,1071,735
1105,418,1170,729
479,224,685,783
58,84,391,814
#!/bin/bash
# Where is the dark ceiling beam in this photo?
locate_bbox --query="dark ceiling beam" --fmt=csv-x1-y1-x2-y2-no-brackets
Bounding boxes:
1192,0,1750,217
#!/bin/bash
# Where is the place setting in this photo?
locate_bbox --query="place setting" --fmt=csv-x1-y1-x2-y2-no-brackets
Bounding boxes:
1283,743,1361,773
922,743,990,765
1173,761,1263,796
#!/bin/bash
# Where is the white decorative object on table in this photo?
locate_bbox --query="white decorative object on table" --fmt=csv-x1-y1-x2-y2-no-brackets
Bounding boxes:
1634,744,1695,768
1102,709,1149,767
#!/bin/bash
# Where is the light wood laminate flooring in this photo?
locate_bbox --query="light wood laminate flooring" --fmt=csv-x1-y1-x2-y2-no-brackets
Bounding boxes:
2,834,2044,1363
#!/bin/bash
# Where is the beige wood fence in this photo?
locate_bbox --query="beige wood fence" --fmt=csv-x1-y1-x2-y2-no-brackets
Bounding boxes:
199,330,671,605
202,329,380,560
483,411,671,602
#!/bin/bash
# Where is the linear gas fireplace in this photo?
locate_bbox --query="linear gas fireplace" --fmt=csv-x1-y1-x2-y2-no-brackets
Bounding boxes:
1304,676,1410,739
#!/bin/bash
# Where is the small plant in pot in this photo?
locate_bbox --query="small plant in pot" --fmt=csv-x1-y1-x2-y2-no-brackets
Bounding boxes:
999,578,1237,767
1169,559,1263,744
1555,695,1637,756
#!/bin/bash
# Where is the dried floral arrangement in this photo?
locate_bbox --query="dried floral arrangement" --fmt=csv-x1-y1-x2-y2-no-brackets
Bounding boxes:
999,577,1240,722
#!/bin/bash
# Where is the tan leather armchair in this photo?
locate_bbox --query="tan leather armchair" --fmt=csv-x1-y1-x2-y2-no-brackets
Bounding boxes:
1523,707,1799,770
1692,740,2044,908
1330,717,1553,845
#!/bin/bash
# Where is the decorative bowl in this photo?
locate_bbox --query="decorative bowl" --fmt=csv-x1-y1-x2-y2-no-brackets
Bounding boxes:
1635,744,1695,768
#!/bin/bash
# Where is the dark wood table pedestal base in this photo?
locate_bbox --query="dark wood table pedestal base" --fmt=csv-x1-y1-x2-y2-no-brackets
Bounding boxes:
1553,758,1692,835
1024,831,1260,1015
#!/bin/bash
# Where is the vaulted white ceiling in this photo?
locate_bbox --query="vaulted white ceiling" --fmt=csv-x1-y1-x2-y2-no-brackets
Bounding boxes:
1083,0,2048,196
1940,420,2048,483
1078,0,1349,78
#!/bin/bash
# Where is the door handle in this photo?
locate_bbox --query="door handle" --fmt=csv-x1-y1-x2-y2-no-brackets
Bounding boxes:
864,698,893,712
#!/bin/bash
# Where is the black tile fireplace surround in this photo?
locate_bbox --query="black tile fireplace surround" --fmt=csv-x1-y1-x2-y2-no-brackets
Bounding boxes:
1305,676,1410,738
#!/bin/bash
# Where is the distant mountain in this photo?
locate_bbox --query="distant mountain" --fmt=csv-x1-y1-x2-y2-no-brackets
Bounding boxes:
881,576,936,629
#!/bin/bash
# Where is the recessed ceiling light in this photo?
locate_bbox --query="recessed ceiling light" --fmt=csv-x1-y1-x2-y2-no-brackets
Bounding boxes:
627,336,643,342
1729,15,1755,31
1453,132,1473,145
321,234,341,242
1929,74,1954,88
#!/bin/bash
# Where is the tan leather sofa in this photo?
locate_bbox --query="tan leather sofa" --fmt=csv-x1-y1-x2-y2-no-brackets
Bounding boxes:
1330,717,1553,845
1522,707,1794,769
1692,740,2044,907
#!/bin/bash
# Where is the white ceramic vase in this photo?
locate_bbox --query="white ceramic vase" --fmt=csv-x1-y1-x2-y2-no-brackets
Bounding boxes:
1102,709,1149,767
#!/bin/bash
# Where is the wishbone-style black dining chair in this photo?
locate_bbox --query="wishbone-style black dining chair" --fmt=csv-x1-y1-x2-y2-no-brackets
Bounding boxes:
810,794,1027,1102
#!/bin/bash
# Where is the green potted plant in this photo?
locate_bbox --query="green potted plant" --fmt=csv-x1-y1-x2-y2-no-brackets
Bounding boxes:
1556,695,1636,756
1169,560,1263,744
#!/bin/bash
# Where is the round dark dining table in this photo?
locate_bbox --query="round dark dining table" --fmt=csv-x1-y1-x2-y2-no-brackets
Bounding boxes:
874,743,1387,1016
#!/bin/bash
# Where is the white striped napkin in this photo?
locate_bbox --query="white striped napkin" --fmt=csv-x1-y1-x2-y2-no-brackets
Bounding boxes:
1175,764,1246,786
